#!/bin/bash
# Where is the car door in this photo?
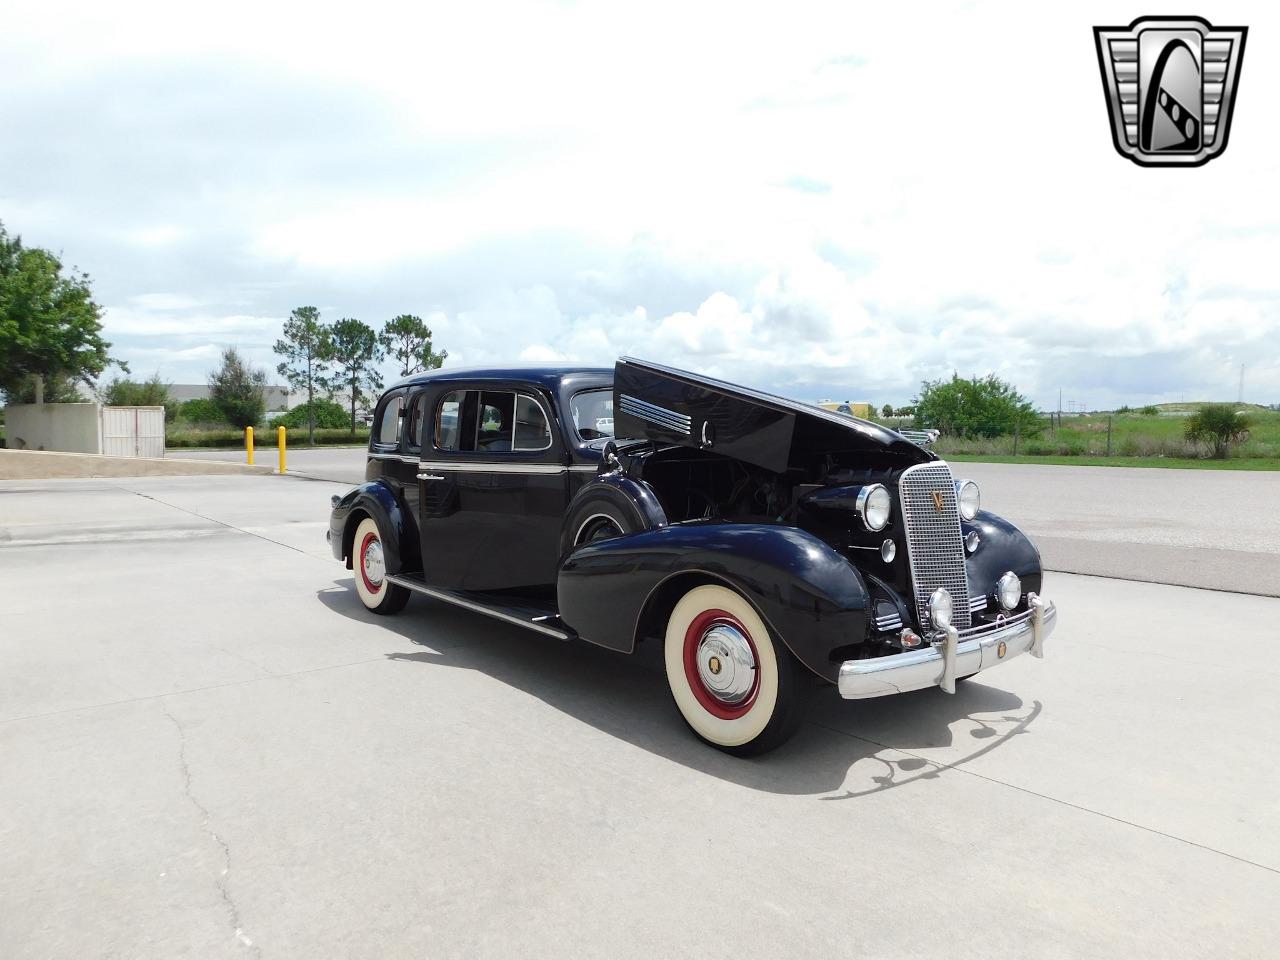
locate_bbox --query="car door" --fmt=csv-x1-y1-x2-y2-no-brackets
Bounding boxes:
418,383,568,592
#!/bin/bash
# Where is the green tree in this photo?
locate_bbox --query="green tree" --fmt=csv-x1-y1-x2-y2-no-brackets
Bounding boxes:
274,306,332,443
880,403,894,419
0,222,123,401
102,372,178,422
1185,404,1251,459
379,314,447,377
914,373,1041,439
5,373,85,404
209,348,267,429
329,318,384,434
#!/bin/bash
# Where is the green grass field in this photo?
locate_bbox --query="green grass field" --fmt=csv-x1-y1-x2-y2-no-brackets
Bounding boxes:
944,453,1280,471
878,404,1280,470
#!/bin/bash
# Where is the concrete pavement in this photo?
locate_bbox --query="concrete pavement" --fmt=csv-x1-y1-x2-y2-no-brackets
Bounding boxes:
1,474,1278,959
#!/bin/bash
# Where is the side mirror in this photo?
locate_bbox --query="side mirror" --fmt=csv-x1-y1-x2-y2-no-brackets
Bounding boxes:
602,439,620,468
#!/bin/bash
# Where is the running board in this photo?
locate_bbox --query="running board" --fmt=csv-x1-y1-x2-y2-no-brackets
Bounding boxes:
384,574,575,641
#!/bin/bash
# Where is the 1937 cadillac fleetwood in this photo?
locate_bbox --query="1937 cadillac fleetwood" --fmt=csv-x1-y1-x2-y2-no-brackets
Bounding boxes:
328,358,1058,754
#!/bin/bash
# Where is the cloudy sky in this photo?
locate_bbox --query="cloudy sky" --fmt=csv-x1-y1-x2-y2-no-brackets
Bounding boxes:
3,1,1277,409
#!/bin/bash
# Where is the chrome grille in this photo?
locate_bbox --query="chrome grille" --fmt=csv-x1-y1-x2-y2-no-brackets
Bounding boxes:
898,461,971,628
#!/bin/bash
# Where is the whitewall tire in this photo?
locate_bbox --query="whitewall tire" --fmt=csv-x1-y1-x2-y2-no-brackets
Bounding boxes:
352,517,409,615
663,583,806,755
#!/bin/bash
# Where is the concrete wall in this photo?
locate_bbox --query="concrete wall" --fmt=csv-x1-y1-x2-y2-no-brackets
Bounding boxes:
4,403,102,453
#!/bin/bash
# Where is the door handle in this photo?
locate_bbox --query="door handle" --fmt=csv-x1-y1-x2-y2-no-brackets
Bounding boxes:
418,473,445,481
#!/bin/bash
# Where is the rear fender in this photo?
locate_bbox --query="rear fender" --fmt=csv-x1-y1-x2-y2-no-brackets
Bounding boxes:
330,480,418,574
558,522,869,683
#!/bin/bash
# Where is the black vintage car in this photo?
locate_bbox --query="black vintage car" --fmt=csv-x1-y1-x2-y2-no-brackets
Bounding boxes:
328,358,1058,754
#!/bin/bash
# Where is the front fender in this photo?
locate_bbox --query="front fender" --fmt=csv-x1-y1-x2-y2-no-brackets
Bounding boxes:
557,522,869,683
329,480,418,574
962,510,1044,598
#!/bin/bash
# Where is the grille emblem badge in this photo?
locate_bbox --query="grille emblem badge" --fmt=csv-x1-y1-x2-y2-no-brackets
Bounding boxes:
932,491,945,514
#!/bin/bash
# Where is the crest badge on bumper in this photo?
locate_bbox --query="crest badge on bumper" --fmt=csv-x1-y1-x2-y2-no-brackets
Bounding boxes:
1094,16,1247,167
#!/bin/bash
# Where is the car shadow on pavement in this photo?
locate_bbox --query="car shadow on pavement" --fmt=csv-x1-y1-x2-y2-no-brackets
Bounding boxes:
318,580,1040,798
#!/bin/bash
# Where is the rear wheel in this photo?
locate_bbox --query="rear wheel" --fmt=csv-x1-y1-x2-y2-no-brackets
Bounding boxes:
663,584,807,755
352,516,410,615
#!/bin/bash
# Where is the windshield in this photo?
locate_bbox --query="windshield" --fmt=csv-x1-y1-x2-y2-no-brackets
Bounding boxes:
570,388,614,441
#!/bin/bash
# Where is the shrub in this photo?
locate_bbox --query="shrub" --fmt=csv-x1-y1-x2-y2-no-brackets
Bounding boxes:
278,397,350,430
178,397,228,424
102,372,178,421
1185,404,1251,458
1139,405,1160,416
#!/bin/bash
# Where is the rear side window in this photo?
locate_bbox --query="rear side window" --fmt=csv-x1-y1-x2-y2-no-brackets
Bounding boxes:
404,392,428,451
376,395,402,446
435,391,464,451
433,389,552,453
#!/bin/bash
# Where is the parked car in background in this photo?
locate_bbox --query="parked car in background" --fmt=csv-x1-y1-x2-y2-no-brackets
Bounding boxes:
328,358,1058,754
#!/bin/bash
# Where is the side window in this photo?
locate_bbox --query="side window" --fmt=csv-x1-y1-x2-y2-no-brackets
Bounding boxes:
375,394,402,446
513,394,551,451
435,391,465,451
476,391,514,451
404,392,427,452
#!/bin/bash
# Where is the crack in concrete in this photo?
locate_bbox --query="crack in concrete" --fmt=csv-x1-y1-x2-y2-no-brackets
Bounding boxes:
160,700,261,958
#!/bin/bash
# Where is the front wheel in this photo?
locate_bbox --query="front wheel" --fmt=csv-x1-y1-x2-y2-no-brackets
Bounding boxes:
663,584,807,756
352,517,410,615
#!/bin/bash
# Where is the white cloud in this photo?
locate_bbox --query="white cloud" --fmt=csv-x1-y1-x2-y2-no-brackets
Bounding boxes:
3,1,1278,406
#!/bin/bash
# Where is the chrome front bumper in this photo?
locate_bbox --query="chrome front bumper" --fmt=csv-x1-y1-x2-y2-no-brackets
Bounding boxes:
837,593,1057,699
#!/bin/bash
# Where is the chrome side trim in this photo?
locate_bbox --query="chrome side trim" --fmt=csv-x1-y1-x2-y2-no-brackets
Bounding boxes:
383,575,573,640
838,600,1057,699
370,452,421,464
619,394,692,435
416,460,571,475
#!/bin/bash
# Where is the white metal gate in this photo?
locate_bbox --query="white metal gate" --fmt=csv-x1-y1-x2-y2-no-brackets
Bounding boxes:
100,406,166,458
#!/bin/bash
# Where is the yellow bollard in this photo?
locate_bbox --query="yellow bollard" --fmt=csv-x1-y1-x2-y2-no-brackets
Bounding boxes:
245,426,254,465
278,425,287,474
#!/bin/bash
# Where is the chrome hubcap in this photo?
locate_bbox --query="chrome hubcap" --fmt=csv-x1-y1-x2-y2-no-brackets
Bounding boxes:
362,539,385,586
696,624,756,704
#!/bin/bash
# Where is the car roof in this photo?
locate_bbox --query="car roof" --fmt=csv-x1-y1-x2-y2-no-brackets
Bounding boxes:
387,363,613,392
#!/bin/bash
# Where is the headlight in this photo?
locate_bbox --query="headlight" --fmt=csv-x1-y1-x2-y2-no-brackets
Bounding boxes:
929,588,953,629
956,479,980,521
856,484,891,532
996,571,1022,611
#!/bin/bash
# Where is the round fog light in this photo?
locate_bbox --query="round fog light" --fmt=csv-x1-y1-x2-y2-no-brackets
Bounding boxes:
997,571,1022,611
880,539,896,562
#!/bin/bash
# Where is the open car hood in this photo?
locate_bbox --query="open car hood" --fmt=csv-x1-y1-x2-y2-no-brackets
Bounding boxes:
613,357,935,474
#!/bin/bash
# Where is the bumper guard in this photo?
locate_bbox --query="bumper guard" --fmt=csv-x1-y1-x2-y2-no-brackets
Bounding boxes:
837,592,1057,699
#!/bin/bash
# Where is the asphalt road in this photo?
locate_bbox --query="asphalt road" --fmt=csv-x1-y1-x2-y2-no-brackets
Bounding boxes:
2,474,1278,959
174,448,1280,595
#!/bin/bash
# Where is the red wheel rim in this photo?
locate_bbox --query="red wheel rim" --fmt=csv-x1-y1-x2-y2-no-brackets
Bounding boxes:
682,608,760,720
358,531,382,595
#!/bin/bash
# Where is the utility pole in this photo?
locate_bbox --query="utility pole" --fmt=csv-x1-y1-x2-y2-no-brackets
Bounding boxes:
1239,363,1245,403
